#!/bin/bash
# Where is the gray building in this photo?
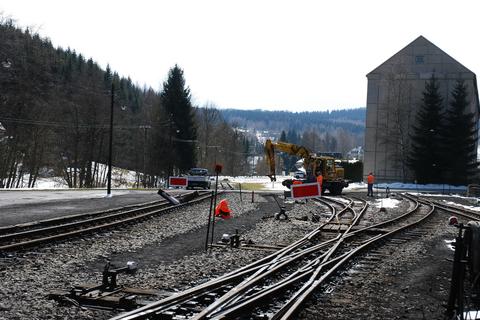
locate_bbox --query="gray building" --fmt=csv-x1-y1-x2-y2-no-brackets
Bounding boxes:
364,36,479,183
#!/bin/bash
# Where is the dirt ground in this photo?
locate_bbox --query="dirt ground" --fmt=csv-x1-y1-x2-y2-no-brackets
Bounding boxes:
86,199,280,272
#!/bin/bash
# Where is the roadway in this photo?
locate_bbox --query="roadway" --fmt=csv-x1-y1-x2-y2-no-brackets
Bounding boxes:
0,189,162,227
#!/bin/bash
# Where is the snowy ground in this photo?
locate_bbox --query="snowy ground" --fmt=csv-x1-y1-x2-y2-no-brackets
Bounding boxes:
376,182,467,192
2,166,470,198
6,175,470,195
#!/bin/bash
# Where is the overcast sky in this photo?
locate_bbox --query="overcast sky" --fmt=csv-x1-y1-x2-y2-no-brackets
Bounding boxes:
1,0,479,111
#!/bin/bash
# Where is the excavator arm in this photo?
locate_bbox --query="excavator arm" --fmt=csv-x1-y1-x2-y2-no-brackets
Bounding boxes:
264,139,312,182
265,139,277,181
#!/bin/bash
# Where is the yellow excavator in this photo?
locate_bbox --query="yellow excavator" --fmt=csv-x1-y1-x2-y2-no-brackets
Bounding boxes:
264,139,348,195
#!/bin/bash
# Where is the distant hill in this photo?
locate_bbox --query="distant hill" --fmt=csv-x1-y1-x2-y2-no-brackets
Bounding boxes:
220,108,365,135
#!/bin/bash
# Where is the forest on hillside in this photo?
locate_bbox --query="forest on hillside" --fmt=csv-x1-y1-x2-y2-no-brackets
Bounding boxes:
221,108,365,156
221,108,365,134
0,18,252,188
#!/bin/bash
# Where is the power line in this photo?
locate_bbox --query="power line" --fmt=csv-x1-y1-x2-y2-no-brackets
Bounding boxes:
0,117,169,129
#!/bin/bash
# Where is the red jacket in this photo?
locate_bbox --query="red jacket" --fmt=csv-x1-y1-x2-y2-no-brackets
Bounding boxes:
367,174,374,184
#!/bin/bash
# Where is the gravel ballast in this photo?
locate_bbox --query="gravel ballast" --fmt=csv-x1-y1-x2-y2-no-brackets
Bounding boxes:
0,192,469,319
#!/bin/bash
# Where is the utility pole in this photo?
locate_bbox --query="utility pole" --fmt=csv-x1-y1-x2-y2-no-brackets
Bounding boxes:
140,125,151,188
107,82,114,197
167,114,173,188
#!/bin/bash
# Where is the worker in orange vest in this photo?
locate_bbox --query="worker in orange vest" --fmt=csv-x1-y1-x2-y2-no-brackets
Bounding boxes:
316,173,323,195
215,199,232,219
367,172,375,197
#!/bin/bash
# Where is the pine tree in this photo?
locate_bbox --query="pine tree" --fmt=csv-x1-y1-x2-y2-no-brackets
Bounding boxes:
160,65,197,172
442,81,478,185
408,74,444,184
286,130,300,145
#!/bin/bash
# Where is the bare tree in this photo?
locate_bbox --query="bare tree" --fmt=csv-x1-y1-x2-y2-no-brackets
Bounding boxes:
378,69,415,182
301,129,320,152
336,128,355,156
195,103,220,168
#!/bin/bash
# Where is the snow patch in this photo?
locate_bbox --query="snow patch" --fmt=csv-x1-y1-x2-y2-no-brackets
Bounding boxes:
443,201,480,212
374,198,400,208
376,182,466,192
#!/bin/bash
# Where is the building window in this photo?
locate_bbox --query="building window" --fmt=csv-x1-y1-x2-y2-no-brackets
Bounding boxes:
415,55,424,64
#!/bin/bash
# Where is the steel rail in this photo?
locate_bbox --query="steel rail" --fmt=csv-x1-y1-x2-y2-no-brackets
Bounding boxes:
190,197,367,319
268,196,372,319
0,199,178,243
110,194,340,320
0,198,170,236
0,192,214,252
111,195,428,320
210,252,354,319
190,200,343,318
109,231,333,320
109,239,331,320
412,194,480,222
326,196,356,220
350,196,368,226
110,196,374,320
206,196,369,319
192,236,346,320
346,194,420,237
277,194,434,319
111,196,364,320
206,194,418,319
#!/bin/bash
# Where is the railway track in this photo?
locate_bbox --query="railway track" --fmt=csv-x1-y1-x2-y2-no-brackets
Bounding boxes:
301,194,480,319
0,190,213,252
220,182,235,190
413,194,480,222
110,193,436,320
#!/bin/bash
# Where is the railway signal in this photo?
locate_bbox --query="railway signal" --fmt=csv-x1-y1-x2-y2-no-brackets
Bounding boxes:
169,176,188,188
290,182,321,200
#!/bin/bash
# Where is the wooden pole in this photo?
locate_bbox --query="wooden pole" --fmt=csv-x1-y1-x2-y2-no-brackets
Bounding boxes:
204,191,215,251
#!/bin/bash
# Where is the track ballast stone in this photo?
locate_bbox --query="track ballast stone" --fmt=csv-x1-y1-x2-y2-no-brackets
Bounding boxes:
0,193,466,319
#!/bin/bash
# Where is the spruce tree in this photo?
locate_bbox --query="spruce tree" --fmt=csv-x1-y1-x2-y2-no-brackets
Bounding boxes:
408,75,444,184
160,65,197,172
442,81,478,185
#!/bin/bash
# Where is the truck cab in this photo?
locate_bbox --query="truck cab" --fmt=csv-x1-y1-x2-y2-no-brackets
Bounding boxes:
187,168,211,189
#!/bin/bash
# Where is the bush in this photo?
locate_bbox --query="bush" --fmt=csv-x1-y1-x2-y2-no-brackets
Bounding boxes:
340,161,363,182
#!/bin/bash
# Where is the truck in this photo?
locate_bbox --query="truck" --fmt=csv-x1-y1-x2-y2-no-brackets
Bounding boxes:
264,139,348,195
186,168,211,189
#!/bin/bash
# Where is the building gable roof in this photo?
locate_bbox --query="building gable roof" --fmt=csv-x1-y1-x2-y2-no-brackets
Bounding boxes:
367,35,475,77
